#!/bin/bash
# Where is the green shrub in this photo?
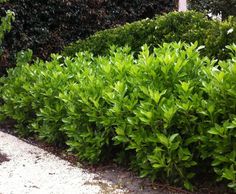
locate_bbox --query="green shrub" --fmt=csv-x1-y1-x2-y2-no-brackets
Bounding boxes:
198,44,236,190
1,42,236,191
63,11,236,60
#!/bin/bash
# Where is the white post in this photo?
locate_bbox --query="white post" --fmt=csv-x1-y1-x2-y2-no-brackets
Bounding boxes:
178,0,187,12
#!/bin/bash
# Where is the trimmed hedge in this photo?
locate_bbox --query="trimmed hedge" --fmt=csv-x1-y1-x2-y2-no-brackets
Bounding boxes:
1,43,236,191
63,11,236,60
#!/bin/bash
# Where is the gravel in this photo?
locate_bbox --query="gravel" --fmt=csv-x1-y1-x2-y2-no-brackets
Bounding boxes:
0,131,126,194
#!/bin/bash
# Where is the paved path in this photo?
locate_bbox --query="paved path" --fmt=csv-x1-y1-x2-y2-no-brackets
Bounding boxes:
0,131,126,194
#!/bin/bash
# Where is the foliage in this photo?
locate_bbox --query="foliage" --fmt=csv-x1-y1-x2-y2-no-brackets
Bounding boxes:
0,0,14,55
63,11,236,61
0,0,176,74
199,44,236,190
0,0,14,77
189,0,236,20
1,42,236,191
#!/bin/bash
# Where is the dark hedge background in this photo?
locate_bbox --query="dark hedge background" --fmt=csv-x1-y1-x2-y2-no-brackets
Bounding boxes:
188,0,236,20
0,0,176,74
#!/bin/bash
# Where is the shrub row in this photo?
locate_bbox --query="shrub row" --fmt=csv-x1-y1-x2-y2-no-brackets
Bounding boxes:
1,42,236,191
0,0,176,74
63,11,236,60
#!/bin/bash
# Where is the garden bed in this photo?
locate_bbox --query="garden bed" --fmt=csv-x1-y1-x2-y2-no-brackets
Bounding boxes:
0,128,233,194
0,129,193,194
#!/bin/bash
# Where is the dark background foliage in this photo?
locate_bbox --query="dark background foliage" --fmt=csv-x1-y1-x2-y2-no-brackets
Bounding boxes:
0,0,176,74
189,0,236,20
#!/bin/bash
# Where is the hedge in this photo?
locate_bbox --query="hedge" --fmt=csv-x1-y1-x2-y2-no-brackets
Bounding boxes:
0,0,176,74
1,42,236,191
63,11,236,60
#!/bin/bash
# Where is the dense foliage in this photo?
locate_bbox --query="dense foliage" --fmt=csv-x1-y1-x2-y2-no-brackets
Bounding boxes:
1,43,236,191
0,0,176,73
63,11,236,61
189,0,236,20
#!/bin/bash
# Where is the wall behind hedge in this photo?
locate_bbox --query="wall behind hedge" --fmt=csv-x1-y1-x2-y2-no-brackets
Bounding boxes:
0,0,176,73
